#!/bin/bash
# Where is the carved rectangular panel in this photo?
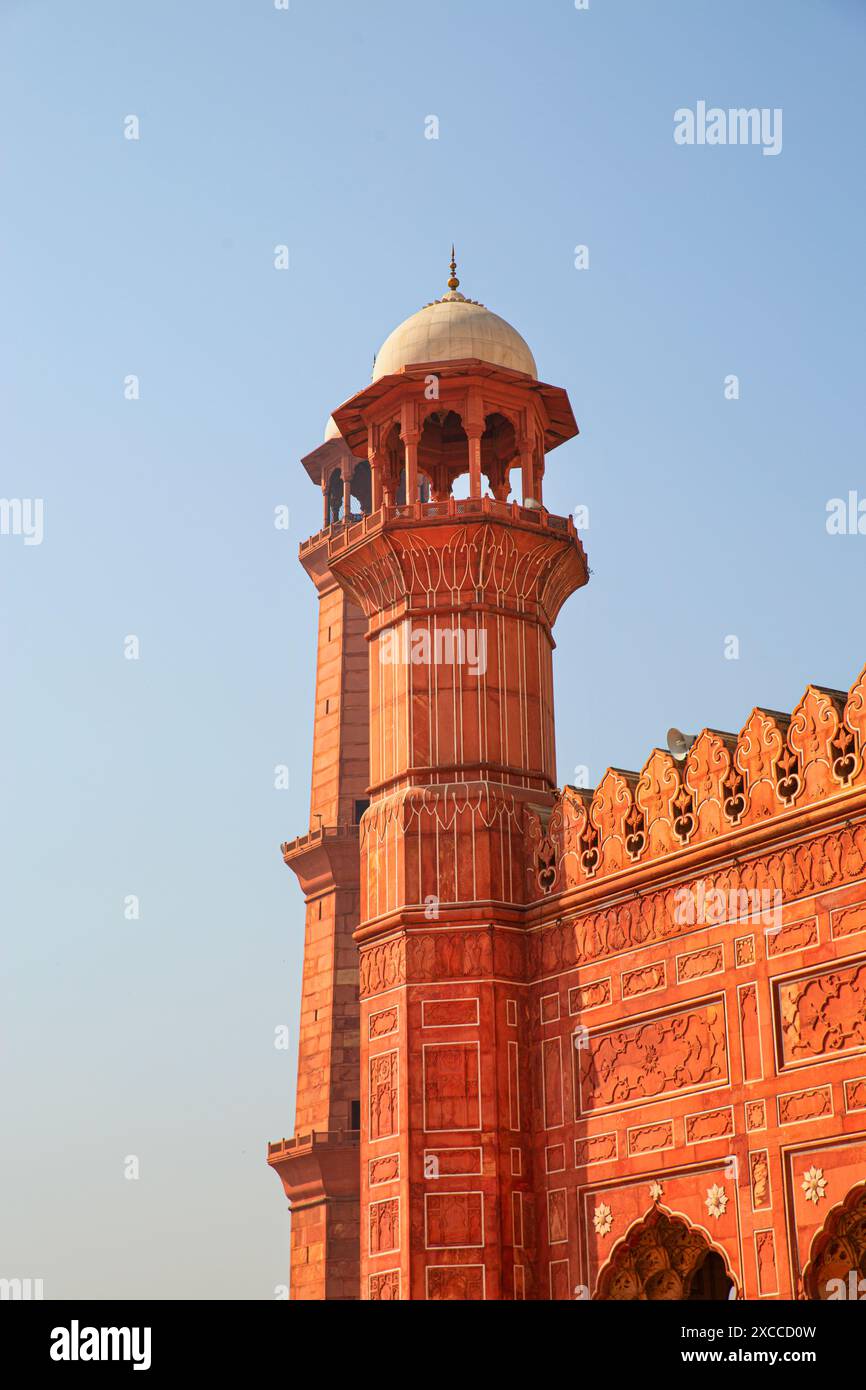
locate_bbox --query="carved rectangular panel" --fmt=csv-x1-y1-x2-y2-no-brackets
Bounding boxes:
676,944,724,983
369,1049,399,1140
542,1037,564,1127
369,1269,400,1300
549,1260,570,1300
576,998,728,1115
738,983,763,1082
547,1189,568,1244
749,1150,771,1211
369,1153,400,1186
775,957,866,1067
575,1132,618,1166
746,1099,767,1132
426,1265,485,1300
421,997,479,1028
684,1106,734,1145
369,1005,399,1039
512,1191,523,1247
569,978,611,1013
540,992,560,1023
765,916,818,959
844,1077,866,1113
755,1230,778,1296
735,935,756,967
423,1042,481,1132
621,962,666,999
831,899,866,941
369,1197,400,1255
627,1120,674,1156
425,1192,484,1248
545,1143,566,1173
424,1146,482,1177
508,1039,520,1131
777,1084,833,1125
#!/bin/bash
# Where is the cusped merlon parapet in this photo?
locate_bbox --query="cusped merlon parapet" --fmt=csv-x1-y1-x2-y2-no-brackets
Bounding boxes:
526,662,866,897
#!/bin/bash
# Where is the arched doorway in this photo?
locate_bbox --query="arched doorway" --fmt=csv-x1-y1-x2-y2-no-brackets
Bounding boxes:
803,1182,866,1300
594,1207,736,1301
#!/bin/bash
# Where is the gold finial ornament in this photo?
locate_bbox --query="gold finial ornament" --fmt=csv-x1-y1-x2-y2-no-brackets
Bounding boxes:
447,245,460,292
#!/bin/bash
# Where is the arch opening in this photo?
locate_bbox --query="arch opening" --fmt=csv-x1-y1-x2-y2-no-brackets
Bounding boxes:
350,459,371,516
593,1207,736,1302
326,468,344,524
803,1181,866,1300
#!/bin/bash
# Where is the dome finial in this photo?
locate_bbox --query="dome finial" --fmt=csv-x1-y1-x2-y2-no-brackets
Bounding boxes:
447,244,460,293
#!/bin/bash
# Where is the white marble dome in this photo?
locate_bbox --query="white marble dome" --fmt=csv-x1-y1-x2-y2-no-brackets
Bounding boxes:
372,264,537,382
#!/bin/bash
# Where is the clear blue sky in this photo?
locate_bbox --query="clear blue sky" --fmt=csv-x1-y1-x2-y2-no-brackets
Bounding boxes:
2,0,864,1299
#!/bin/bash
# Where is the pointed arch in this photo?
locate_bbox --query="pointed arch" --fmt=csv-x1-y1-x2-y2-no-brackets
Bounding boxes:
593,1205,738,1301
802,1181,866,1300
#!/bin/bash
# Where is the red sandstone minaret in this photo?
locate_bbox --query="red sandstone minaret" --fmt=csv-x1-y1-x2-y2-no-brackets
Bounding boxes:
321,254,587,1300
267,424,372,1300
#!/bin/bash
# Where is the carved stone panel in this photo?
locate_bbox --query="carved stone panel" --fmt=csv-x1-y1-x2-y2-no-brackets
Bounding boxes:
776,958,866,1066
426,1192,484,1248
423,1043,481,1131
369,1197,400,1255
369,1050,399,1140
576,999,728,1114
426,1265,485,1300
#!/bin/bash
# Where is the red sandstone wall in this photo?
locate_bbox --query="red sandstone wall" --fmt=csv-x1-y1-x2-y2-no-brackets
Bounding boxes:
529,839,866,1299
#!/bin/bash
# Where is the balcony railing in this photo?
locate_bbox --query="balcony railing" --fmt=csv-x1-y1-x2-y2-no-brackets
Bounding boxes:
281,822,360,860
322,497,578,556
267,1128,360,1159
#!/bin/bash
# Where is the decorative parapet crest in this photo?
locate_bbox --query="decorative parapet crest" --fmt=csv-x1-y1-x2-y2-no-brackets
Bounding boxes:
544,661,866,898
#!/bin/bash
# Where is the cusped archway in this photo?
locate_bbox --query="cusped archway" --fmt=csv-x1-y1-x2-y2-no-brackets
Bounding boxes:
593,1206,737,1301
803,1181,866,1300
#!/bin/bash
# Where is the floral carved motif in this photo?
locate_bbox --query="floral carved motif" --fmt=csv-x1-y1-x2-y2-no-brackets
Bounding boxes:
359,937,406,997
705,1184,728,1220
777,959,866,1065
577,1000,728,1113
802,1167,828,1206
593,1202,612,1238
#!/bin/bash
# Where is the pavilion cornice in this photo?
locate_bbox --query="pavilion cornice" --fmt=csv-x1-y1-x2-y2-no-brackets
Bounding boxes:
331,358,578,460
